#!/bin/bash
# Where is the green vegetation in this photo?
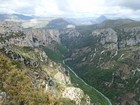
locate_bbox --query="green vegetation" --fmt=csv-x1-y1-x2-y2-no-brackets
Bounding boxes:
56,44,68,55
76,24,96,36
114,22,140,29
43,47,62,63
67,66,110,105
0,52,61,105
66,45,140,104
43,44,68,63
14,46,38,59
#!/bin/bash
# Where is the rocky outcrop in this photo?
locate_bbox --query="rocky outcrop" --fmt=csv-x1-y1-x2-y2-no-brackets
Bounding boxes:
54,64,71,84
3,47,39,68
62,87,84,105
92,28,118,50
60,28,81,39
117,27,140,48
0,92,6,105
0,21,22,33
91,27,140,51
0,21,61,50
24,29,60,48
92,28,118,43
60,28,84,49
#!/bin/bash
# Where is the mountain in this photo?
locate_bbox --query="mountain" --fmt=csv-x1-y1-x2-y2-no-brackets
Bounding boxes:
96,15,107,23
66,17,95,25
46,18,71,29
65,16,108,25
0,13,33,20
97,19,135,28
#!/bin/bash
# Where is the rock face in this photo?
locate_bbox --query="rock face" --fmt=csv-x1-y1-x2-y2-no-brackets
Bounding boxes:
0,21,61,50
92,28,117,44
117,27,140,48
92,27,140,50
92,28,118,50
54,64,71,84
0,21,31,48
60,28,81,38
3,47,39,68
25,29,60,48
62,87,84,105
91,27,140,51
60,28,83,49
0,92,6,105
0,21,22,33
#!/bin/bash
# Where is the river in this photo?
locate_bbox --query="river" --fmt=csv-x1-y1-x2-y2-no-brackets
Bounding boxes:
63,60,112,105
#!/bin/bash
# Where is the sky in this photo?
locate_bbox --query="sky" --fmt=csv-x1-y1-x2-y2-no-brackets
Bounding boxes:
0,0,140,19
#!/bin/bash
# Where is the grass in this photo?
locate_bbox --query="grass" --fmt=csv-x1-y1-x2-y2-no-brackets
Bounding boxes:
15,47,37,59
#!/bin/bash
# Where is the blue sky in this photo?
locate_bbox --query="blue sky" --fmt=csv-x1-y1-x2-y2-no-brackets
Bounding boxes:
0,0,140,19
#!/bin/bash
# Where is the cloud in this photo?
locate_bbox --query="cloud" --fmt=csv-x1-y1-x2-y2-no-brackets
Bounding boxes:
121,1,140,10
55,0,71,12
110,0,140,10
0,0,140,19
0,0,33,14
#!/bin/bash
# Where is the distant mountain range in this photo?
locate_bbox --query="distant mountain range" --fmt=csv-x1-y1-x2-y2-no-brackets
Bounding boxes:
96,19,135,28
0,13,33,20
65,15,108,25
46,18,70,29
0,13,108,25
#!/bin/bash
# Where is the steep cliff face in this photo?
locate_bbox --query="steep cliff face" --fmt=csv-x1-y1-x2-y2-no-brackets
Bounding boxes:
60,28,89,49
0,21,61,50
92,28,118,50
0,21,22,33
24,29,60,49
62,22,140,105
116,27,140,48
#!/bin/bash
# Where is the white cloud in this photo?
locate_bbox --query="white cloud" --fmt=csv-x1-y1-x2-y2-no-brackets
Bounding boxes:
0,0,140,19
